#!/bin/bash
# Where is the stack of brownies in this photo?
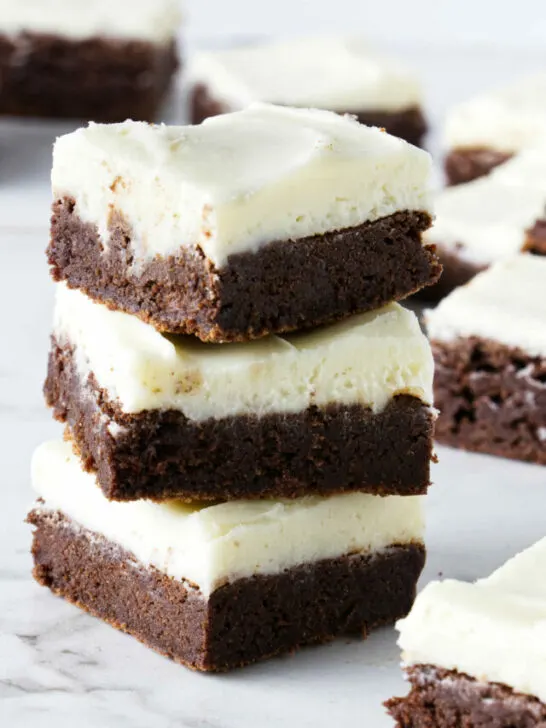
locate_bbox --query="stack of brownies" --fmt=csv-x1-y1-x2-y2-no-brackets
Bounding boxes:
28,104,441,671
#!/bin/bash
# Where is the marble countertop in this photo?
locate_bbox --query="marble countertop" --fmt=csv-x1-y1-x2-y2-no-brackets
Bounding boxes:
2,42,546,728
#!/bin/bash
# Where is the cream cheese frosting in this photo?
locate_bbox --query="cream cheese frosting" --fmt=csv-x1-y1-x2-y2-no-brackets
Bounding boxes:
426,255,546,358
0,0,182,44
51,105,433,268
32,440,425,597
396,536,546,702
187,37,423,113
54,283,434,420
445,74,546,153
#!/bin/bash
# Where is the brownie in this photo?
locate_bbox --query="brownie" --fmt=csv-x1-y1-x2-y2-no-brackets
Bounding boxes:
433,336,546,465
48,197,440,343
190,84,427,147
44,337,436,501
386,665,546,727
414,246,485,302
29,509,426,672
0,33,178,122
444,147,513,186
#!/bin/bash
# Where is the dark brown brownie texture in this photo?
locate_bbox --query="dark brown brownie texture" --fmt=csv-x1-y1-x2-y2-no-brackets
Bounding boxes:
433,336,546,465
0,33,178,122
444,147,513,185
386,665,546,727
29,509,426,672
45,337,436,502
190,84,428,147
48,197,440,343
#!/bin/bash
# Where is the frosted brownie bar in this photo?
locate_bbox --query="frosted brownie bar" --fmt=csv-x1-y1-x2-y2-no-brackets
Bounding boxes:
187,37,427,146
427,255,546,464
387,537,546,726
0,0,180,122
28,441,426,672
45,284,435,502
47,105,439,343
445,74,546,184
422,149,546,299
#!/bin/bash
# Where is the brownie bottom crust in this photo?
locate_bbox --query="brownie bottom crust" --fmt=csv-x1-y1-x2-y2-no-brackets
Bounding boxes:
386,665,546,727
0,33,178,122
444,147,513,185
45,337,435,501
433,337,546,465
48,197,439,343
29,509,426,672
189,84,427,147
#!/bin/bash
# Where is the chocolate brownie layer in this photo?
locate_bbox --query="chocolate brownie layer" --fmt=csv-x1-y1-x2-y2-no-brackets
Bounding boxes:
0,34,177,122
386,665,546,727
433,336,546,464
48,197,440,342
45,337,435,501
414,246,485,302
29,509,426,672
190,84,427,147
524,218,546,255
444,147,513,186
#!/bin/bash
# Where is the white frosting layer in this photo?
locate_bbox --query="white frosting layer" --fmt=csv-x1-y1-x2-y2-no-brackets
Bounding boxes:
54,283,434,420
51,106,433,268
426,255,546,358
187,37,422,113
446,74,546,153
426,146,546,266
0,0,181,44
32,440,425,597
397,536,546,702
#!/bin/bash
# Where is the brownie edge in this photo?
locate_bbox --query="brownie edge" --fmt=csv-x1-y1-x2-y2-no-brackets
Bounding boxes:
29,509,426,672
48,197,440,343
444,147,513,185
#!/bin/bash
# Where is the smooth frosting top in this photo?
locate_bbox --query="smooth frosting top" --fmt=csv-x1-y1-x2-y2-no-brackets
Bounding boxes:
426,255,546,357
51,105,433,267
446,74,546,152
397,536,546,702
187,36,422,112
54,283,434,419
0,0,182,43
32,440,425,597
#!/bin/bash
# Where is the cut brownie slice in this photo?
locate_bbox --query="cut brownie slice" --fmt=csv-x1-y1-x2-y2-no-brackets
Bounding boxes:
387,536,546,726
444,73,546,184
421,149,546,300
45,283,436,502
29,440,426,672
187,37,427,146
0,0,180,122
426,255,546,465
47,105,439,342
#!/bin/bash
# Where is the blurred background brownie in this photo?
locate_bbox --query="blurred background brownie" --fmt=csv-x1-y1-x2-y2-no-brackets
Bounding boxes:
0,0,182,122
444,73,546,185
187,36,427,146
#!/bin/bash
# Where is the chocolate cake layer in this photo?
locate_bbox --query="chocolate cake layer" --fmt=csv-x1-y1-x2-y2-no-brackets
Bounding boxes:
524,218,546,255
444,148,513,186
414,246,484,302
386,665,546,727
0,34,177,122
45,337,435,501
190,84,427,147
433,336,546,465
29,509,426,672
48,197,440,342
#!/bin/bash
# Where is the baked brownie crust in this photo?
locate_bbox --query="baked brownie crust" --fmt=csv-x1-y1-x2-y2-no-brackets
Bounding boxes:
44,336,435,501
190,83,427,147
415,246,485,302
29,509,426,672
433,336,546,464
48,197,440,343
444,147,513,186
0,33,178,122
386,665,546,727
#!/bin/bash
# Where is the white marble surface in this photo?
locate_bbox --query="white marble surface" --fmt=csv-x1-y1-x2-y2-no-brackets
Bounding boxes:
1,42,546,728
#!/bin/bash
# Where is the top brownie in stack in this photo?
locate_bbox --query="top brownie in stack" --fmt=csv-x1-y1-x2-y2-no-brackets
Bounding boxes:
48,104,439,343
